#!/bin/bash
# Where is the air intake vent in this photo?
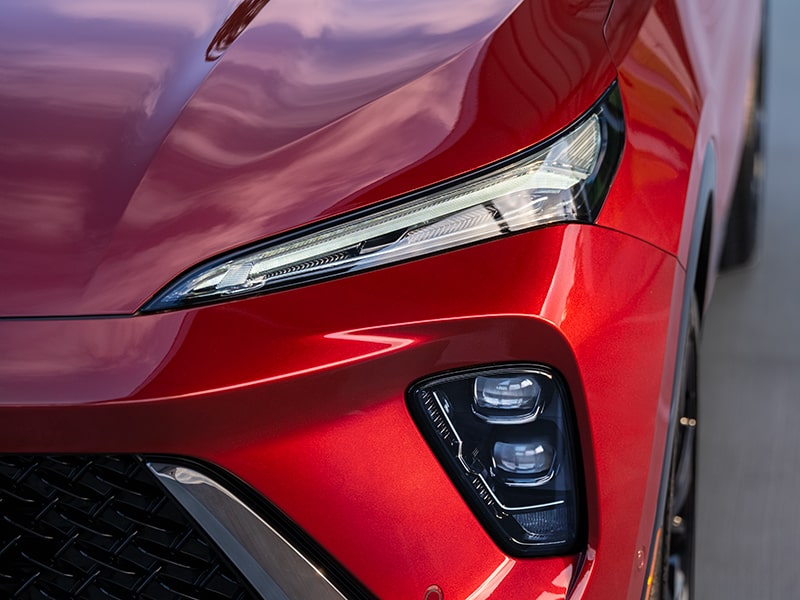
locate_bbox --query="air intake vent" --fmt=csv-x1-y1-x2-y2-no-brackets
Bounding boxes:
0,455,255,599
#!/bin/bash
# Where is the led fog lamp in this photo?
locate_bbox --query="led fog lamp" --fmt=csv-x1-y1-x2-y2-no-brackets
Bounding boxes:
143,85,622,312
408,365,583,556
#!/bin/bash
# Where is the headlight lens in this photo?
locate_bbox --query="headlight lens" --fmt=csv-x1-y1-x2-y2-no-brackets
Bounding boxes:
408,365,584,556
144,84,622,312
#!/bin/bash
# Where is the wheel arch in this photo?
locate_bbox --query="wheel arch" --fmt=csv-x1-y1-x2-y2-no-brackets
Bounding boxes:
691,143,717,320
641,139,715,598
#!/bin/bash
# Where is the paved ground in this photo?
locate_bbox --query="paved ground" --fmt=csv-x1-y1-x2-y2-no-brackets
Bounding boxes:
695,0,800,597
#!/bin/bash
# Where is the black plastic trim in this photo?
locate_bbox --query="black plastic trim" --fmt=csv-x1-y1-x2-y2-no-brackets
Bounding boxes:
0,454,261,600
406,363,587,559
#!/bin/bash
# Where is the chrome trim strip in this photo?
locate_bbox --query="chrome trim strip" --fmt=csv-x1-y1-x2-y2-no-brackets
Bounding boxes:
148,462,347,600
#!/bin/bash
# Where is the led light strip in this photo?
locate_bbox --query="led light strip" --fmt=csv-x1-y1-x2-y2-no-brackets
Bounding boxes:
144,83,623,311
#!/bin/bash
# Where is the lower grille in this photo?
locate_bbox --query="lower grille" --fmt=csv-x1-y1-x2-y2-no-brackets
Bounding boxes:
0,455,255,600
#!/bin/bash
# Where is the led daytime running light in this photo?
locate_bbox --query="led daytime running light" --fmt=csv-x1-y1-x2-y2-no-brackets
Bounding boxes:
144,84,622,312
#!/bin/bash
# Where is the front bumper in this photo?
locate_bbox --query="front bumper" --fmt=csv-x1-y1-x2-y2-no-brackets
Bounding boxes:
0,223,684,599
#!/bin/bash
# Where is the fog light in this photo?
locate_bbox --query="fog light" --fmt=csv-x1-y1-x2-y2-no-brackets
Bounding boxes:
408,365,582,556
494,441,554,476
473,375,544,424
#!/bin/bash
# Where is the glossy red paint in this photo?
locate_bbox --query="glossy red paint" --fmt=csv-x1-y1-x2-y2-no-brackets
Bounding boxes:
0,224,679,598
598,0,761,275
0,0,762,598
0,0,614,317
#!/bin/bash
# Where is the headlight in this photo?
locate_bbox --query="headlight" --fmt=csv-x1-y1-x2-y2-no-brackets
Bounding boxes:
408,365,584,556
143,84,623,312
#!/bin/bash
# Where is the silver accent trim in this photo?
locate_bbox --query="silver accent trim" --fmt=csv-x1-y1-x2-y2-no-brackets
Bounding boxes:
148,462,347,600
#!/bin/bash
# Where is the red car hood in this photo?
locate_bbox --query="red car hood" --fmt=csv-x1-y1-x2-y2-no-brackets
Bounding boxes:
0,0,614,317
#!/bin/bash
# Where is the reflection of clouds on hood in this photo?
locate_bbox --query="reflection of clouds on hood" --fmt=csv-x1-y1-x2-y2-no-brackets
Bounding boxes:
51,0,239,36
149,0,520,162
262,0,521,39
0,47,166,111
132,45,476,221
0,47,166,81
86,0,515,311
91,45,481,311
0,0,535,314
0,0,248,315
231,0,520,88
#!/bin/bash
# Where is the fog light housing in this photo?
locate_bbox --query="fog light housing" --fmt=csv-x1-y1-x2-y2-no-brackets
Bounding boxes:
408,365,583,556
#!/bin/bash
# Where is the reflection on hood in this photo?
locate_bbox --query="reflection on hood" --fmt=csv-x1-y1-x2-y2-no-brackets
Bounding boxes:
207,0,271,61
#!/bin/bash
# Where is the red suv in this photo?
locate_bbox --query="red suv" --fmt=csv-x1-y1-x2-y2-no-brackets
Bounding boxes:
0,0,764,598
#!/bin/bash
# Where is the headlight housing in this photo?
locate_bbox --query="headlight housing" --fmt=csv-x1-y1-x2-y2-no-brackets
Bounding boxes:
408,365,584,557
143,84,622,312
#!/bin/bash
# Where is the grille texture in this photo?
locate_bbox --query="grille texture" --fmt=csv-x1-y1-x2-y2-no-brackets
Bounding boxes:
0,455,255,599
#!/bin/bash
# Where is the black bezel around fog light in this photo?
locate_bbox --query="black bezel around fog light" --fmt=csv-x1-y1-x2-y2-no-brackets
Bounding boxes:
407,364,585,557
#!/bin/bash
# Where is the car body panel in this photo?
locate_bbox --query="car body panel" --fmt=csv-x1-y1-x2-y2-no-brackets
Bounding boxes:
0,224,680,598
0,0,763,597
599,0,761,274
0,0,614,317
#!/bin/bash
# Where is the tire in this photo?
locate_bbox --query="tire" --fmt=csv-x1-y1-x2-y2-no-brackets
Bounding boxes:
651,297,699,600
720,4,766,269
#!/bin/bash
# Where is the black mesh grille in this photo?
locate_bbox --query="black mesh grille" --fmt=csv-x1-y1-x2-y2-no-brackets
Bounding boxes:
0,455,256,599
